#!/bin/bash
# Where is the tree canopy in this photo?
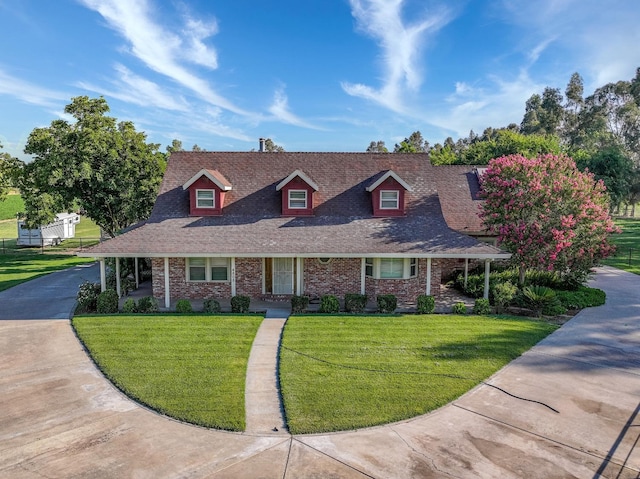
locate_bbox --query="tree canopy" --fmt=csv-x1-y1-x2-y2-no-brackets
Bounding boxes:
21,96,166,237
366,140,389,153
393,131,429,153
479,154,618,285
0,142,22,201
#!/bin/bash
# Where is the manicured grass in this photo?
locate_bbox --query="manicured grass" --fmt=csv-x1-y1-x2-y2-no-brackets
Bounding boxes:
0,251,94,291
73,315,263,431
0,193,24,220
603,218,640,275
280,315,557,434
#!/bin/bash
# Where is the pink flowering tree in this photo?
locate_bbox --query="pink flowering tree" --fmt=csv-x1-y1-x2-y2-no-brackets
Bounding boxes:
479,154,619,286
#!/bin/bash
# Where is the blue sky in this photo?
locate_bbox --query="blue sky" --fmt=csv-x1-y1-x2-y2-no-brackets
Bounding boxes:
1,0,640,160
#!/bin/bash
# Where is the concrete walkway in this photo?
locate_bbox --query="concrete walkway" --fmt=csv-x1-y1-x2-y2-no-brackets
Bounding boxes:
1,266,640,477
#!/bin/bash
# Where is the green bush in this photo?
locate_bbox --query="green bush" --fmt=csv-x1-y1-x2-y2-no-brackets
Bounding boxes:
203,298,221,313
492,281,517,313
137,296,159,313
122,298,137,313
377,294,397,313
176,299,193,313
96,289,119,314
231,295,251,313
319,295,340,313
473,298,491,315
344,293,367,313
416,294,435,314
455,267,565,298
452,302,467,315
522,286,558,317
555,287,606,309
291,295,309,314
76,281,101,312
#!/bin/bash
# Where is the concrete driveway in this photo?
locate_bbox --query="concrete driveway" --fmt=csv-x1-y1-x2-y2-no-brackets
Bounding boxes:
0,266,639,478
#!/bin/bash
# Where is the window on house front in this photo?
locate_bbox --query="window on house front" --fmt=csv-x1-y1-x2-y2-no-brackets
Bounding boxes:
365,258,418,279
365,258,374,277
380,190,399,209
187,257,230,282
196,189,215,208
288,190,307,209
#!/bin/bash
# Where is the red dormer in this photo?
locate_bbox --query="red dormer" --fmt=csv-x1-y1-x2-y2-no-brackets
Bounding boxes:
366,170,412,217
275,169,319,216
182,169,232,216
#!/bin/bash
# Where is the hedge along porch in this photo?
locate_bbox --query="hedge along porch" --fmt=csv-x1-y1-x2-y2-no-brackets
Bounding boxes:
83,150,509,306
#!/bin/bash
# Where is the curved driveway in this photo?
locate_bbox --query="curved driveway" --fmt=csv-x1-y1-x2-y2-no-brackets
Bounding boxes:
1,266,639,478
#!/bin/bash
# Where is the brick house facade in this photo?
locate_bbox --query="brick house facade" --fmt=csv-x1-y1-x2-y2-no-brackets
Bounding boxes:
82,150,509,308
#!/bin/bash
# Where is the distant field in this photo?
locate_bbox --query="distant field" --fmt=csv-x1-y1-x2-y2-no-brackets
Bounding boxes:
603,218,640,275
0,193,24,220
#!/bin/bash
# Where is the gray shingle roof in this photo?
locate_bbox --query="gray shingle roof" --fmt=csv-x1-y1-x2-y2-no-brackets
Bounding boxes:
82,152,507,258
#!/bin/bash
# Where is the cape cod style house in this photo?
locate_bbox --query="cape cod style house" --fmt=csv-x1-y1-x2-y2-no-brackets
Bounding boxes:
80,148,509,308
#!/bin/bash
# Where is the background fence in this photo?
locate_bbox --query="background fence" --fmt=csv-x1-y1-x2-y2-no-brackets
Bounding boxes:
0,237,102,255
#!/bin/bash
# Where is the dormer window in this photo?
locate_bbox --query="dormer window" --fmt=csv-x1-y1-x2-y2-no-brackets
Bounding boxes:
288,190,308,209
276,169,318,216
380,190,399,209
183,169,232,216
366,170,412,217
196,189,215,209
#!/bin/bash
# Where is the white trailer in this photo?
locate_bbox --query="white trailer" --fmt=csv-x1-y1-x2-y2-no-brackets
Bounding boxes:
17,213,81,247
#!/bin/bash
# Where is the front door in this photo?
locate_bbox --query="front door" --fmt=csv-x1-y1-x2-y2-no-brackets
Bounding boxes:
272,258,294,294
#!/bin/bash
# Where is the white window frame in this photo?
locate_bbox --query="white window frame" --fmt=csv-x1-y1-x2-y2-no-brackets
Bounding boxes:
380,190,399,209
288,189,308,209
196,189,215,209
365,258,418,279
187,257,230,282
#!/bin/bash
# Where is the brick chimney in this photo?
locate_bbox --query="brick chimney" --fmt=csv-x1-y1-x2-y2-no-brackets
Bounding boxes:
259,138,266,152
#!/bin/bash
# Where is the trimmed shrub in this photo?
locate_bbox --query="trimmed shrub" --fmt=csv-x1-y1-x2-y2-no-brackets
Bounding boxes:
555,287,606,309
77,281,101,312
452,302,467,315
291,295,309,314
203,298,221,314
137,296,159,313
96,289,119,314
319,295,340,313
473,298,491,315
493,281,517,314
122,298,137,313
231,295,251,313
344,293,367,313
377,294,397,314
176,299,192,313
416,294,435,314
522,286,557,317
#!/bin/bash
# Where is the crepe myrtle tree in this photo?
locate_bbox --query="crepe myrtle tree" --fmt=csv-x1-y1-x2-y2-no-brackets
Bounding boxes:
479,153,619,286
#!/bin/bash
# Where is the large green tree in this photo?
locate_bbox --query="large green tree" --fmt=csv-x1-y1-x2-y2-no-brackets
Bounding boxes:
366,140,389,153
0,142,22,201
394,131,429,153
21,96,165,237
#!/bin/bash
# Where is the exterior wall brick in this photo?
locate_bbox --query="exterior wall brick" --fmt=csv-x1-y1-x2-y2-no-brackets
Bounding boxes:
152,256,444,304
304,258,362,299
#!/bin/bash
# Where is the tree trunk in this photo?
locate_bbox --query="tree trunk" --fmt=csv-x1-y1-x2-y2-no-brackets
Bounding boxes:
519,265,526,286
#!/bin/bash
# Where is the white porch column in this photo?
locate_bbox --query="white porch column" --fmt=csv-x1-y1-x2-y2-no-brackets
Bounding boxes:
360,258,366,295
100,259,106,292
296,257,303,295
164,257,171,309
425,258,432,296
134,257,139,288
464,258,469,290
484,259,491,299
115,257,121,298
230,257,236,297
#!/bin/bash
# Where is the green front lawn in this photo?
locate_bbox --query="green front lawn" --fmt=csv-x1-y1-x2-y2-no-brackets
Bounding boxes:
72,315,263,431
603,218,640,275
280,315,557,434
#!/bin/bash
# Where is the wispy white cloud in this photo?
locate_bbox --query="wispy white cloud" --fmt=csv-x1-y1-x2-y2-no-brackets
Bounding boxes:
342,0,453,112
76,64,190,112
77,0,249,115
0,68,68,107
268,87,322,130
